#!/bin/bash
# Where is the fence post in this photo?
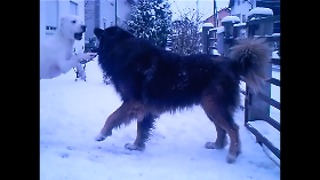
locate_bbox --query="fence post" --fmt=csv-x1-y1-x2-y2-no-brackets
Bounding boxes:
248,7,274,36
202,23,214,54
221,16,240,56
208,30,215,55
215,27,224,55
247,8,274,120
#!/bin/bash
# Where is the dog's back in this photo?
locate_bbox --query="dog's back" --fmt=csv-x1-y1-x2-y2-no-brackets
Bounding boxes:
95,27,239,111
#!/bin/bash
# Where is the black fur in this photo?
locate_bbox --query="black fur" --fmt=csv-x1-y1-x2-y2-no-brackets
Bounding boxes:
94,26,270,163
138,113,157,145
94,26,246,115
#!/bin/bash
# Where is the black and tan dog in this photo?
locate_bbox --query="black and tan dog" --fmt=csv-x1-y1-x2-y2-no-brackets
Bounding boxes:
93,26,270,163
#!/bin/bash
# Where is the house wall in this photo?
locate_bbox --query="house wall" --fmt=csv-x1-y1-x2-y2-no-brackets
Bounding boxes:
230,0,256,22
99,0,132,29
40,1,46,45
85,0,99,42
84,0,134,50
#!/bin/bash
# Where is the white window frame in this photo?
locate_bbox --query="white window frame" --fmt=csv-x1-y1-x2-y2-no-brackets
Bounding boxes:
70,0,78,15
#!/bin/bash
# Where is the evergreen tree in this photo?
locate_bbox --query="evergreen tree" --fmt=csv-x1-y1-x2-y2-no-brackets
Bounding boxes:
127,0,172,48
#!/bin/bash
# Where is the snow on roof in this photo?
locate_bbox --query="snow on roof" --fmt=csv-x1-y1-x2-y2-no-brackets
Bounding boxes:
202,23,214,27
213,49,220,55
211,27,218,31
216,26,225,34
234,22,246,27
221,16,240,23
248,7,273,17
272,51,280,59
272,33,280,37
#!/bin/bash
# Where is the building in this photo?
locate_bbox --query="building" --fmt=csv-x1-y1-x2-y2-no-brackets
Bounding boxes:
228,0,280,22
228,0,256,23
228,0,280,32
84,0,100,44
40,0,86,52
84,0,135,44
203,8,231,27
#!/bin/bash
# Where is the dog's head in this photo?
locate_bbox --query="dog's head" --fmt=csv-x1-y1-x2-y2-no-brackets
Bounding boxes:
94,26,134,52
60,15,86,41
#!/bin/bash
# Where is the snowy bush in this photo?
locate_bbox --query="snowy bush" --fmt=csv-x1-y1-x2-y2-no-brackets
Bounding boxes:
169,9,202,55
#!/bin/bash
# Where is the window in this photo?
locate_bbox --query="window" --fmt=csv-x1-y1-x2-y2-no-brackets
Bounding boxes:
45,0,59,35
70,1,78,15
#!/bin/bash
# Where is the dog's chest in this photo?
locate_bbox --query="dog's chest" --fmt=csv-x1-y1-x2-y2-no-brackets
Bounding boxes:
55,41,74,61
65,51,72,60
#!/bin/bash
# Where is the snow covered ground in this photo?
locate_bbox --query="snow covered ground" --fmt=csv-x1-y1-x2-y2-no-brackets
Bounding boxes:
40,58,280,180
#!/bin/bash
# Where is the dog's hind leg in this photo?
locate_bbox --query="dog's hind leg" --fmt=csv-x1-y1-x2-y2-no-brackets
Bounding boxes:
125,113,157,151
204,118,228,149
95,101,144,141
201,96,241,164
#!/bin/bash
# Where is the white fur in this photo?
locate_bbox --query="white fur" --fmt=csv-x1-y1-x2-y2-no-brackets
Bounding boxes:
40,15,97,79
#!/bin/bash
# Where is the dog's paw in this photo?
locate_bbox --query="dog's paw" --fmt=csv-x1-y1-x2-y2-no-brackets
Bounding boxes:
79,73,86,81
95,134,107,142
124,143,145,151
226,153,238,164
77,53,97,62
85,52,97,60
205,142,223,149
205,140,228,149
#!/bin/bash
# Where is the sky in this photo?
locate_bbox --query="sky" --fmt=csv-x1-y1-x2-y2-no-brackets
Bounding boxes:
169,0,230,20
40,56,280,180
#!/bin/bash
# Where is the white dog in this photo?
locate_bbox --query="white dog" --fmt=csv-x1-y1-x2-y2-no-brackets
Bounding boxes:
40,15,97,79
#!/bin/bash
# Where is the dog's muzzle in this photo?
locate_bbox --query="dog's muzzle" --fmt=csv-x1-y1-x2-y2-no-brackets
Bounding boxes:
81,25,86,32
74,25,87,40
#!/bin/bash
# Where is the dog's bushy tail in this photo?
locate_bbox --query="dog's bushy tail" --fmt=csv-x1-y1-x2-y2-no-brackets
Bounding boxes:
229,38,271,94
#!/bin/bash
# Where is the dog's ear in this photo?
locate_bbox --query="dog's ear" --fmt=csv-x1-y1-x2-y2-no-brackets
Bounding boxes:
94,28,103,39
59,17,66,28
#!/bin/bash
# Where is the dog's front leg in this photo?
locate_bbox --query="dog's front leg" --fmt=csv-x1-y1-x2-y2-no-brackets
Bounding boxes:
75,63,86,81
56,52,95,75
95,101,144,142
125,113,157,151
76,52,97,63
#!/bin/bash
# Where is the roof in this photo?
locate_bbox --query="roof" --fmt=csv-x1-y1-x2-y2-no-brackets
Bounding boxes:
202,7,231,22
